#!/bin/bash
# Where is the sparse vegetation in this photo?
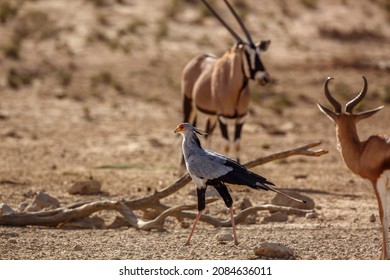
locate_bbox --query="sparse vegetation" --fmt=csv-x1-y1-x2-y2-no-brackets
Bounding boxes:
318,26,385,42
118,18,146,35
86,0,110,7
232,0,249,20
155,18,169,42
87,29,130,53
7,68,33,89
0,2,18,23
96,11,110,26
166,0,183,19
14,10,58,41
91,71,114,87
269,92,294,114
300,0,318,9
57,69,73,87
90,71,130,96
382,85,390,103
2,39,21,60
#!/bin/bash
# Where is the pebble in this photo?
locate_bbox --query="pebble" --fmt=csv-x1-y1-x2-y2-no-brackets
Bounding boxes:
369,213,376,223
239,198,252,210
24,192,60,212
0,203,14,215
73,245,83,251
253,242,295,259
67,179,102,195
306,211,318,219
215,231,233,242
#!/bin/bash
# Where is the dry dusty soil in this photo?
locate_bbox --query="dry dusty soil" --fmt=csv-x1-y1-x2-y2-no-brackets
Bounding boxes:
0,0,390,260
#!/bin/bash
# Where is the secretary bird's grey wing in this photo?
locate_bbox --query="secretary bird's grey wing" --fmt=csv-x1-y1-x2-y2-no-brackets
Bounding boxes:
186,149,233,180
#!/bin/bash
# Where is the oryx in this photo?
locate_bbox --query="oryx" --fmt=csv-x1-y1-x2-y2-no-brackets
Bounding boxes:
181,0,271,163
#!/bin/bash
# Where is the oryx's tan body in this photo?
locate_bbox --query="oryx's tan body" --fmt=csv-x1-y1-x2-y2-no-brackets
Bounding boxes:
182,45,250,119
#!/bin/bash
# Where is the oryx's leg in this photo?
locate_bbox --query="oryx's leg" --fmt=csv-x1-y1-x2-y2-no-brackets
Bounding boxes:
181,96,197,167
183,95,197,127
218,116,230,154
205,115,218,148
233,115,247,163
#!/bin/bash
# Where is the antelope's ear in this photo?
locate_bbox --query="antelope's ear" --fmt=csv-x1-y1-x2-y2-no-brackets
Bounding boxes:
257,40,271,51
354,106,384,122
235,42,246,51
317,102,337,122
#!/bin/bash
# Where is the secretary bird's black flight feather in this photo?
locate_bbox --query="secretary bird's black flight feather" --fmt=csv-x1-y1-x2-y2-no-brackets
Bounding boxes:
174,122,305,245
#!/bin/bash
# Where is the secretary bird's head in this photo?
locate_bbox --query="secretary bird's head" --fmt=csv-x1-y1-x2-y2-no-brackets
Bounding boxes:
174,123,208,137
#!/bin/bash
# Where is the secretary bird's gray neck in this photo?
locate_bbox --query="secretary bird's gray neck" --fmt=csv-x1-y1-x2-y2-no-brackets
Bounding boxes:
182,131,202,161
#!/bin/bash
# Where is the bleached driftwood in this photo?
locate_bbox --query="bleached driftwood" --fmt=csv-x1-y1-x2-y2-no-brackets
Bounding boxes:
0,142,327,229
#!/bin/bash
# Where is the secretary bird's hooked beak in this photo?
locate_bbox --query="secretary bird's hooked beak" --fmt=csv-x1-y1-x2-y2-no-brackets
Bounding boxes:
174,123,208,136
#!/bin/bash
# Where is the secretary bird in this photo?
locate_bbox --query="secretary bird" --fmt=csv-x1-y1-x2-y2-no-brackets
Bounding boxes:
174,122,306,245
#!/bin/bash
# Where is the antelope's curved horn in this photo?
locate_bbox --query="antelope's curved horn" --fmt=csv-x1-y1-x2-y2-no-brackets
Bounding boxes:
223,0,254,46
200,0,244,44
324,77,342,113
345,76,368,113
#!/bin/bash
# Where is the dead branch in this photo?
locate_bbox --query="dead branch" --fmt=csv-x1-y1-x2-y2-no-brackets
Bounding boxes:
0,200,130,227
135,203,314,229
0,142,326,229
243,141,328,169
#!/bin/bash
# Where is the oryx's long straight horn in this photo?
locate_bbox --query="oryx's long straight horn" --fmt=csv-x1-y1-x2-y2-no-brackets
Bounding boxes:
345,76,368,113
200,0,244,43
324,77,342,113
223,0,254,46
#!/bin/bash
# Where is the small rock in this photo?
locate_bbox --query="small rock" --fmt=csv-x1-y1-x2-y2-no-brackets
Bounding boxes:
67,179,101,195
63,216,105,229
25,192,60,212
0,111,9,120
369,213,376,223
73,245,83,251
239,197,253,210
215,231,233,242
244,214,257,224
261,212,288,223
271,191,315,214
3,130,22,139
305,211,318,219
0,203,14,215
180,221,190,229
254,242,294,259
294,174,308,179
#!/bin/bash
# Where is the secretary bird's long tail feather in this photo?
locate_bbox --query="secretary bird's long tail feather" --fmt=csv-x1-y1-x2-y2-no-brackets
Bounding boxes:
218,164,307,204
266,185,307,204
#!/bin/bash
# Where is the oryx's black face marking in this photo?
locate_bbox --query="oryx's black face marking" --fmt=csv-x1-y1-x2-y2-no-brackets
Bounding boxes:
242,40,271,85
201,0,272,86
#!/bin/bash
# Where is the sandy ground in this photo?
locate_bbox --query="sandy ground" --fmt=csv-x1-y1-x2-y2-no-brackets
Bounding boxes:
0,0,390,260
